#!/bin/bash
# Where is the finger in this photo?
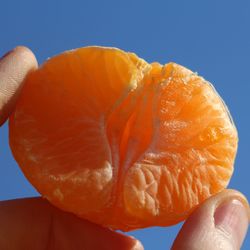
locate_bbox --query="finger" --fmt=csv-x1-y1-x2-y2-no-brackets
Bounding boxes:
0,197,143,250
171,189,249,250
0,46,38,126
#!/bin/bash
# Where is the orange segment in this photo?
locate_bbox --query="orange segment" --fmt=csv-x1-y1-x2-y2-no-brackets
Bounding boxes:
9,46,238,231
122,63,236,229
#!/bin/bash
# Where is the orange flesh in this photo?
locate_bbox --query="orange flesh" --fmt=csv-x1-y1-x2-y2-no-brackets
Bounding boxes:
9,46,238,231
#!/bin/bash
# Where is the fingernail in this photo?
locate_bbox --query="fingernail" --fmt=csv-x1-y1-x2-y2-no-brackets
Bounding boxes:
0,49,14,61
214,199,249,248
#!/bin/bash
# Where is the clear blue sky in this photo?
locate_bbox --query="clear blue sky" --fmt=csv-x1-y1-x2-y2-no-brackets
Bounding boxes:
0,0,249,249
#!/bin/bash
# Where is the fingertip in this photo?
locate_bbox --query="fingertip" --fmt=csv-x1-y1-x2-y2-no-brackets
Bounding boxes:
12,46,38,69
220,189,250,218
130,238,144,250
171,189,249,250
0,46,38,70
53,209,144,250
0,45,38,126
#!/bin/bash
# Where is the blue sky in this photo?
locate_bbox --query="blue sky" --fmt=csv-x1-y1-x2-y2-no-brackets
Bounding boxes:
0,0,249,249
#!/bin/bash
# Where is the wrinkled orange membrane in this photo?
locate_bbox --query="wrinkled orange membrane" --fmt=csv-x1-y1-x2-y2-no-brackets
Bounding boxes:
9,46,238,231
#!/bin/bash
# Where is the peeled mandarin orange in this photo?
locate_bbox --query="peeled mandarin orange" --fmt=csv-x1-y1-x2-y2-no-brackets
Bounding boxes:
9,46,238,231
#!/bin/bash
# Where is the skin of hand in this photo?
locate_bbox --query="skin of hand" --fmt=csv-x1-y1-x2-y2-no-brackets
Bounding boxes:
0,47,249,250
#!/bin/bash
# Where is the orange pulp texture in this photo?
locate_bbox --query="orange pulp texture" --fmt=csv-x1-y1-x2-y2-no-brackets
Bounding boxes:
9,46,238,231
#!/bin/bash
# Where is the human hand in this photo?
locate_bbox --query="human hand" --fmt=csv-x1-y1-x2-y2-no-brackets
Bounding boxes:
0,47,249,250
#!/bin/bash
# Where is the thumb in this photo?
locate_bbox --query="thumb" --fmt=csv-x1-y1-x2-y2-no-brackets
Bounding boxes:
172,189,249,250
